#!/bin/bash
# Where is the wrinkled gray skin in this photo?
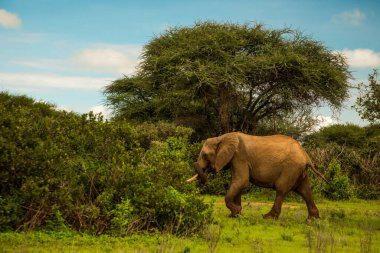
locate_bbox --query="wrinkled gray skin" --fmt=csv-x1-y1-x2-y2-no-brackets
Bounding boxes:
194,132,320,219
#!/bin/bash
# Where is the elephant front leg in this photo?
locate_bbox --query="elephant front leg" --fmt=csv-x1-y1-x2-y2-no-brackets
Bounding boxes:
225,183,244,217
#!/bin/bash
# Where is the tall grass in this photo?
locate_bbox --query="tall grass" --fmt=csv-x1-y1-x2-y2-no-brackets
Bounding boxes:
0,197,379,252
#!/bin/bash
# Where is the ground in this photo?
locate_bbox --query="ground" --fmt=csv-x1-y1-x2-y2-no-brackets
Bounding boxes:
1,195,379,252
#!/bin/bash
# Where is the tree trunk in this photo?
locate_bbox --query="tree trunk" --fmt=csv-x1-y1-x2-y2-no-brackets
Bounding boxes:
218,87,232,133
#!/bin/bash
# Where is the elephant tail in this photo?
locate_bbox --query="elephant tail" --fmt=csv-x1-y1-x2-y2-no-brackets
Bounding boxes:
307,160,328,183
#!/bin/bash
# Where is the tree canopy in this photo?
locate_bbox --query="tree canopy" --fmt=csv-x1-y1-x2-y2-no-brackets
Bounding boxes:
354,69,380,124
105,21,351,137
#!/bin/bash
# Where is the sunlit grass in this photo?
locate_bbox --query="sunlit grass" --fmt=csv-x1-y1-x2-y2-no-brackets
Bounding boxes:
1,196,379,252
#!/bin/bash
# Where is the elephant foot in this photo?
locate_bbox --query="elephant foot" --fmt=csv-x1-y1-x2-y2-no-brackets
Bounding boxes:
228,209,241,218
305,217,319,225
307,208,320,220
263,210,279,219
226,205,242,218
307,214,319,221
228,213,239,218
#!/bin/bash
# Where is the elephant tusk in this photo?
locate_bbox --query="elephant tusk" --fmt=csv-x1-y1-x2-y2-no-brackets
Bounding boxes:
186,174,198,183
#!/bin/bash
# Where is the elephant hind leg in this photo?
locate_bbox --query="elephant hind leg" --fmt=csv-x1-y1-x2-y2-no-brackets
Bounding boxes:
264,174,297,219
294,173,319,219
263,190,285,219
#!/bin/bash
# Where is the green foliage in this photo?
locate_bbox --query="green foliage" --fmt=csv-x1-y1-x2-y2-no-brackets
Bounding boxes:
105,21,350,137
45,210,68,231
328,209,346,220
110,199,135,234
323,159,352,200
355,184,380,200
253,106,319,139
198,169,231,195
135,121,194,149
305,124,367,148
118,137,213,235
0,196,23,231
304,124,380,199
0,92,212,235
354,69,380,123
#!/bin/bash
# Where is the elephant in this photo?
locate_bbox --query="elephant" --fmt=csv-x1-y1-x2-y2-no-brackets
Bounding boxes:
186,132,326,219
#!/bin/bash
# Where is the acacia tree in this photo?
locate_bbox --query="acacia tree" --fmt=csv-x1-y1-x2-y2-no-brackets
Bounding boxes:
354,69,380,123
105,22,350,136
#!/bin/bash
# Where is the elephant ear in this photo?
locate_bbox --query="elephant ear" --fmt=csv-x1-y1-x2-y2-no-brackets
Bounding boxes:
214,133,239,172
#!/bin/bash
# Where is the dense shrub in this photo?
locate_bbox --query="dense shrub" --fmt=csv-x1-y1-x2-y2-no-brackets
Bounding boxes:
0,92,212,235
304,124,380,199
355,184,380,200
197,169,231,196
306,124,366,148
113,137,212,235
135,121,194,149
322,159,352,200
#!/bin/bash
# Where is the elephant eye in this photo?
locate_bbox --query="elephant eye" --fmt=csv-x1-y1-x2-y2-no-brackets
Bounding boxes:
202,152,211,159
203,151,214,160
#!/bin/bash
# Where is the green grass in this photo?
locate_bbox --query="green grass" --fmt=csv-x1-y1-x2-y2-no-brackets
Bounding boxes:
1,196,379,252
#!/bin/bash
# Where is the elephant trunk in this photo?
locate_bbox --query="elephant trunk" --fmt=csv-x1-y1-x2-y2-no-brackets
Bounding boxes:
194,162,208,184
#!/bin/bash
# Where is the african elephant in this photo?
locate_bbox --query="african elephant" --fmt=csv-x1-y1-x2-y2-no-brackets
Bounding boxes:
186,132,325,219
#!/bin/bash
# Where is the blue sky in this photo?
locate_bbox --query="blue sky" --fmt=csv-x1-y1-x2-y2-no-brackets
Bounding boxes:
1,0,379,126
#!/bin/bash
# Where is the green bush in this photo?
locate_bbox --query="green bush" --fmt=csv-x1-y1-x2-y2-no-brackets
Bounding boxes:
110,198,135,234
306,124,366,148
120,137,212,235
135,121,194,149
304,124,380,199
198,169,231,195
0,196,23,231
323,159,352,200
0,92,212,235
355,184,380,200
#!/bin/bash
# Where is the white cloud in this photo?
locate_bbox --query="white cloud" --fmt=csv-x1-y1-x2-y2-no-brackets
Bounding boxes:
333,8,366,26
0,9,22,29
56,104,112,118
0,72,112,91
71,46,141,75
56,105,74,112
313,115,338,131
338,49,380,68
89,105,112,119
12,59,65,70
13,44,142,76
0,33,47,43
